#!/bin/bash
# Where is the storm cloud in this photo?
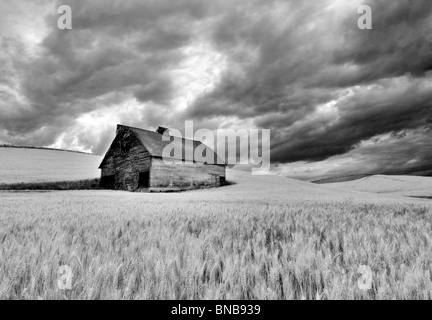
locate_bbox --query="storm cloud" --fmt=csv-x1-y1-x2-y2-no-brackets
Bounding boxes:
1,0,432,179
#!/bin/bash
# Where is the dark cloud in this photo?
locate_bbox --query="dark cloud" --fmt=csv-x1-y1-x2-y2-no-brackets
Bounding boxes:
271,76,432,162
275,127,432,181
334,0,432,80
185,0,432,176
1,0,432,179
133,75,173,104
0,0,207,148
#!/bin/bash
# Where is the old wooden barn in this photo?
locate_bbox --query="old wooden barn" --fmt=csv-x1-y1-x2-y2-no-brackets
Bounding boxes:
99,124,226,191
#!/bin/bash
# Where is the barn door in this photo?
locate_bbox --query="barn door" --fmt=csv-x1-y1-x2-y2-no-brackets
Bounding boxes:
219,176,226,185
101,175,115,189
138,171,150,188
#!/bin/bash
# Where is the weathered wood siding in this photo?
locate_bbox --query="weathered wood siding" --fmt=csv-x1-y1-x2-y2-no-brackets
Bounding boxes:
100,128,151,191
150,158,226,188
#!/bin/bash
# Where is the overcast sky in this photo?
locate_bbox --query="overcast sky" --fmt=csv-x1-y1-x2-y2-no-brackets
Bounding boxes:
1,0,432,180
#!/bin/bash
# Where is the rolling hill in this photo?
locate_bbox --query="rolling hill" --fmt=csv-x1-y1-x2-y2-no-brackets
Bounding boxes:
0,146,103,184
325,174,432,198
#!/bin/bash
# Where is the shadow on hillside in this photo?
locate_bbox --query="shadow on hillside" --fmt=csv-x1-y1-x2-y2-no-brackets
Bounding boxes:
0,179,101,191
0,179,236,192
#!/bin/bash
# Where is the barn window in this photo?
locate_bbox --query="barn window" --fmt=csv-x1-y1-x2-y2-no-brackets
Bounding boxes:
138,171,150,188
101,175,115,189
219,176,226,185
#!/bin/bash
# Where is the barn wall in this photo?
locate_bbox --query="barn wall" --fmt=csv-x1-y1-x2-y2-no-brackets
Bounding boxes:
150,158,226,188
100,128,151,191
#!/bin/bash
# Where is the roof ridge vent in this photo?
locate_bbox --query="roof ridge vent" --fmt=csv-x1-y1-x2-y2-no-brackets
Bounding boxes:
156,126,169,135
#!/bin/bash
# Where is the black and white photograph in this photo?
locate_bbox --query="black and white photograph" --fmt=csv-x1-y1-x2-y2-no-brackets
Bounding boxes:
1,0,432,305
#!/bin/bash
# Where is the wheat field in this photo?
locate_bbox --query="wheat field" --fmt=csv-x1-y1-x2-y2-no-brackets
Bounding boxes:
0,147,102,184
1,170,432,300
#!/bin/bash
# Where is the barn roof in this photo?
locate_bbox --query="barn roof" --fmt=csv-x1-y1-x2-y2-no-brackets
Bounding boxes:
99,124,225,168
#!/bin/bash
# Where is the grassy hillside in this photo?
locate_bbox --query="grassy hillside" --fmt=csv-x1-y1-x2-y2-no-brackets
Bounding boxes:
0,147,102,184
326,175,432,198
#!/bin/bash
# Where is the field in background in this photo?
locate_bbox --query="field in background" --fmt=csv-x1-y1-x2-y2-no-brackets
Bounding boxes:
0,147,102,184
1,148,432,299
326,175,432,198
